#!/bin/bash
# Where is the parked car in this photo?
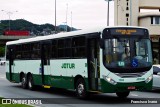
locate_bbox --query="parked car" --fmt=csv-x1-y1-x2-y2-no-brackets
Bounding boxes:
153,65,160,89
0,58,5,65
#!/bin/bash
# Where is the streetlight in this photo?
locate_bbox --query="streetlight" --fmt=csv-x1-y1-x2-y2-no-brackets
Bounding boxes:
1,10,18,31
55,0,57,34
71,11,72,31
66,3,68,32
104,0,113,26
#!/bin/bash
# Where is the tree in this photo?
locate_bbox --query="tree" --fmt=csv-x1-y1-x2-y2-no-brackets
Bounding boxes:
0,46,5,57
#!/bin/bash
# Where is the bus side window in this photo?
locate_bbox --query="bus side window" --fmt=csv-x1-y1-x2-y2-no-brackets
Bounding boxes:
21,44,31,59
51,40,57,59
15,45,22,59
57,39,65,58
65,38,72,58
72,36,86,58
31,43,40,59
6,46,15,61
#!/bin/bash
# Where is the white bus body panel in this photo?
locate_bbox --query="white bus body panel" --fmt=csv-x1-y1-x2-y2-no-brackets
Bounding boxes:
50,59,88,77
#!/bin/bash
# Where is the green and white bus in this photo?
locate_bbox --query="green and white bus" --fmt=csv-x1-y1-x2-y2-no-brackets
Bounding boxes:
5,26,153,98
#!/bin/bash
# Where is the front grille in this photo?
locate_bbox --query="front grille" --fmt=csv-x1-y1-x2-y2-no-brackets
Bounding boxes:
115,72,147,78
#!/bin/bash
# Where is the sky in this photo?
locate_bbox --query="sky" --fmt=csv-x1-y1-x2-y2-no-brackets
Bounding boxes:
0,0,114,30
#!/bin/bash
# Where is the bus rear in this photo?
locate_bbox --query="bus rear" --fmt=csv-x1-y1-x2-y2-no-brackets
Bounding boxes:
100,27,153,97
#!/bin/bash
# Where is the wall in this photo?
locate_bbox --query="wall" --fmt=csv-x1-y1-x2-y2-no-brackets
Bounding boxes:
114,0,139,26
139,0,160,9
138,17,158,35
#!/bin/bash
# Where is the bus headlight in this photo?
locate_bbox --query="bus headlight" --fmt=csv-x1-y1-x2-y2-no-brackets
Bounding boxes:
145,75,153,83
103,75,117,85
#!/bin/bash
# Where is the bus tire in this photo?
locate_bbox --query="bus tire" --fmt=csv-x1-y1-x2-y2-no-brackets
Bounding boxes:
116,91,130,98
28,75,34,90
21,74,27,89
76,78,88,99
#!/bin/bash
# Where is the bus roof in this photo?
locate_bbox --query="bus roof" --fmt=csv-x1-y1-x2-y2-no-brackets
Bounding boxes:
6,26,147,46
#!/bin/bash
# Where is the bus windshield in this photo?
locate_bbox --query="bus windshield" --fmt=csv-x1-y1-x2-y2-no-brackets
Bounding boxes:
103,38,152,72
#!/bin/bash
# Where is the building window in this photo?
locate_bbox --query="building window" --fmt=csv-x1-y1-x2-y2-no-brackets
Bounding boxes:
126,13,129,17
151,16,160,25
126,7,129,10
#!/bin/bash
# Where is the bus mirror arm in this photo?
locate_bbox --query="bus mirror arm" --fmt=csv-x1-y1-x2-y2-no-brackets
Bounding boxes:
100,39,105,49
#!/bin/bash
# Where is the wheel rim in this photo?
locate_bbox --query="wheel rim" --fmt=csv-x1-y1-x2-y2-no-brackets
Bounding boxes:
22,77,26,86
78,83,84,95
28,79,32,88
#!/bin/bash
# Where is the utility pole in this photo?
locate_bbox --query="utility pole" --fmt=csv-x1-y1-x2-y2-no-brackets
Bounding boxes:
104,0,113,26
66,3,68,32
71,11,72,31
55,0,57,34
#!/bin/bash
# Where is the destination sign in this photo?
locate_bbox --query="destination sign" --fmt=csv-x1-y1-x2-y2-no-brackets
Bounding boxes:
110,28,145,35
116,29,136,35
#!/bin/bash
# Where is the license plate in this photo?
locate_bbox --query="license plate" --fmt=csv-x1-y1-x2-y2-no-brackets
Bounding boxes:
128,86,136,90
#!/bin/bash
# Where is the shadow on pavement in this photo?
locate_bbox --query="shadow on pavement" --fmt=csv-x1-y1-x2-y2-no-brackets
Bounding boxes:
11,85,144,104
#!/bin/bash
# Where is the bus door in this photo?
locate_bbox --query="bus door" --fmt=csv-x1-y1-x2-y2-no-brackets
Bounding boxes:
87,38,100,91
8,46,15,81
41,41,51,85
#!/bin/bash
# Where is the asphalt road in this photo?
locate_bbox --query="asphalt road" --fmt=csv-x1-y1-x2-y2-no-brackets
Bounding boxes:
0,65,160,107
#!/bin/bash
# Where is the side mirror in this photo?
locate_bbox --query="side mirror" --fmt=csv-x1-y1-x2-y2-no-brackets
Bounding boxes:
100,39,105,49
157,72,160,76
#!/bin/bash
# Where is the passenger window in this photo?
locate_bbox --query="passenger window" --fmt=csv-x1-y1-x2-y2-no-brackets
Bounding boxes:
72,36,86,58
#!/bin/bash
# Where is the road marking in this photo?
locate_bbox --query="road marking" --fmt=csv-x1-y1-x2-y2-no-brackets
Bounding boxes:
0,76,5,79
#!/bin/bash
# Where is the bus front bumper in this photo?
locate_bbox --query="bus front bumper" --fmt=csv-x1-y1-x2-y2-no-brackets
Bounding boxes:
100,79,153,93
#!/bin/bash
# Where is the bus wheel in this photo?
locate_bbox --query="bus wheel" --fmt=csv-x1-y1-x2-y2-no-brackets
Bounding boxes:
116,91,130,98
21,74,27,89
76,78,88,98
28,75,34,90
